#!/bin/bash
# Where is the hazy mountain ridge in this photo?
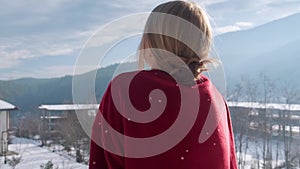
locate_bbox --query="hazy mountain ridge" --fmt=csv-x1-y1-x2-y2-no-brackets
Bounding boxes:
0,64,117,112
215,13,300,86
215,13,300,57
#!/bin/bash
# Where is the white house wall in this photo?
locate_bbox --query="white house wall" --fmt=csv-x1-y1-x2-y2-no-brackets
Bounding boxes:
0,110,8,154
0,110,8,137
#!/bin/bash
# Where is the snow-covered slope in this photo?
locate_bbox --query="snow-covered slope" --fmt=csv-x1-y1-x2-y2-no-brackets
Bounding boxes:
0,137,88,169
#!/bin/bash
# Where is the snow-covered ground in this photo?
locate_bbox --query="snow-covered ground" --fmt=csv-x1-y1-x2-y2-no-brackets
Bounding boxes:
1,136,299,169
0,137,88,169
234,134,300,169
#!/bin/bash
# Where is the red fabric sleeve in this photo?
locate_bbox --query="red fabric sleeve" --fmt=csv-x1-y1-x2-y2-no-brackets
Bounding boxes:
89,83,124,169
225,102,238,169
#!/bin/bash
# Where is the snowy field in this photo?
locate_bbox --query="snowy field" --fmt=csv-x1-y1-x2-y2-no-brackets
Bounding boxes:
234,134,300,169
1,137,299,169
0,137,88,169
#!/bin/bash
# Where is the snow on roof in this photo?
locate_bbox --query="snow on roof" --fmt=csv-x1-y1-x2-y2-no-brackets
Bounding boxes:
40,116,65,119
0,99,17,110
39,102,300,112
38,104,99,111
228,101,300,111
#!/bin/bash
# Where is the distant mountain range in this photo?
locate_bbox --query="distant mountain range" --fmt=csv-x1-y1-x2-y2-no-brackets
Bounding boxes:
1,13,299,113
214,13,300,86
0,64,116,112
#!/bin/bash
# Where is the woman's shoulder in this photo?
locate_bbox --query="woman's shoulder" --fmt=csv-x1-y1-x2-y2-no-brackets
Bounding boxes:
111,69,212,90
111,69,176,86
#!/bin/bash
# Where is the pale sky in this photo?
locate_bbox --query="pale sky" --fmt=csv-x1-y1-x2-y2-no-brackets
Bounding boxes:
1,0,300,80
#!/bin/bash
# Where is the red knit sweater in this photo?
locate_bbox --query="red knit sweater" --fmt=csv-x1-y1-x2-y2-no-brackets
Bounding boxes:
89,69,237,169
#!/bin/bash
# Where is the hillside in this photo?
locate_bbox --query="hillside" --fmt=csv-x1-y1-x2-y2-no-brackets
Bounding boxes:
214,13,300,85
0,64,117,112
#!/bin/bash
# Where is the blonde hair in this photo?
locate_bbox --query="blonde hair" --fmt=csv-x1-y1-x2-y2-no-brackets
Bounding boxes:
138,1,216,79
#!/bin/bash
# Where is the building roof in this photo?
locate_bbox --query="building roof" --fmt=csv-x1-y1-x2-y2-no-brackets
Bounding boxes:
228,101,300,111
38,104,99,111
0,100,17,111
39,102,300,112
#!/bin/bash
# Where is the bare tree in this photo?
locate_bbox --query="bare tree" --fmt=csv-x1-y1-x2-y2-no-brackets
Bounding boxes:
39,109,48,146
260,74,275,169
15,111,45,145
55,110,89,163
281,82,299,169
244,77,260,169
230,76,258,169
